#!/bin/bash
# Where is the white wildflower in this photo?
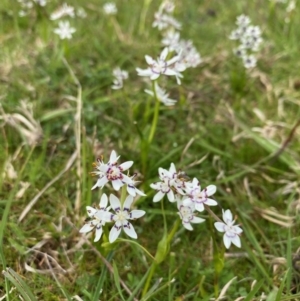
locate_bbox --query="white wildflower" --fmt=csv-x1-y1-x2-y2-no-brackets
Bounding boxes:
136,47,183,85
50,3,75,20
53,21,76,39
214,209,243,249
111,67,128,90
177,198,205,230
183,178,217,212
103,2,117,15
145,82,177,106
101,194,146,243
91,150,132,191
79,194,110,242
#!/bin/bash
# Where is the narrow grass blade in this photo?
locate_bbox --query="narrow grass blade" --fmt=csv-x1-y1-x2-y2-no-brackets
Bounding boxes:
92,252,114,301
3,267,38,301
112,261,126,301
243,279,264,301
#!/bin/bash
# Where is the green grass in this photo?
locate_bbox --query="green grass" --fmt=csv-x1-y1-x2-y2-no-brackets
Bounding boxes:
1,0,300,300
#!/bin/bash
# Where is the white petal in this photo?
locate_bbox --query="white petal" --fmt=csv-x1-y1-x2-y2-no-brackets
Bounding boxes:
150,182,160,189
120,161,133,171
99,193,108,208
79,223,94,233
167,189,175,202
112,179,123,190
158,168,168,178
160,47,169,60
153,191,165,202
134,187,146,196
122,174,131,184
127,185,136,197
191,216,205,224
195,203,204,212
136,68,153,76
182,198,193,207
86,206,97,217
234,225,243,234
223,209,233,223
150,74,160,81
205,198,218,206
130,209,146,219
214,222,225,232
92,177,108,190
169,163,176,173
91,177,107,190
109,150,119,163
123,195,134,210
231,235,241,248
123,221,138,239
167,55,180,65
98,211,113,222
223,235,231,249
206,185,217,196
109,224,121,243
183,222,193,231
110,194,121,211
192,177,200,187
94,226,103,242
145,55,154,65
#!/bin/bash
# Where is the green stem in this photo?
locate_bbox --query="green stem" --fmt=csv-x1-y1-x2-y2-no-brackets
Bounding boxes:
167,218,181,244
148,81,160,144
142,261,157,297
142,203,181,297
120,185,127,205
139,0,152,35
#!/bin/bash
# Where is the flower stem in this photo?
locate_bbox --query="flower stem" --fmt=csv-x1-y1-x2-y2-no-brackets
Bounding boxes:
142,261,157,297
139,0,152,35
120,185,127,206
142,207,181,297
148,81,160,144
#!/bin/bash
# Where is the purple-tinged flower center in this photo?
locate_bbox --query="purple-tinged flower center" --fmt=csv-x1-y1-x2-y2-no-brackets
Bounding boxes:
107,165,123,180
151,60,167,74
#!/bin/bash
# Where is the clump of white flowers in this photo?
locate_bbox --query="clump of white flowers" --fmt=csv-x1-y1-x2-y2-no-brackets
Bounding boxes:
229,15,263,69
17,0,47,17
111,68,128,90
137,0,202,106
150,163,243,249
50,3,87,40
103,2,117,15
80,151,146,243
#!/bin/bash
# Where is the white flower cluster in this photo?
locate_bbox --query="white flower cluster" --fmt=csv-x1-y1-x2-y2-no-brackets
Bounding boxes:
229,15,263,69
150,163,243,249
51,3,86,40
80,151,146,243
153,0,181,31
111,68,128,90
137,0,201,106
103,2,117,15
17,0,47,17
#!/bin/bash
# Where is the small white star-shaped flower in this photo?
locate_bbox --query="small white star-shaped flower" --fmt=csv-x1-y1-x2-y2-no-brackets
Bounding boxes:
101,194,146,243
79,194,110,242
53,21,76,40
145,83,177,106
103,2,117,15
177,198,205,230
183,178,217,212
91,150,133,191
136,47,183,85
214,209,243,249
